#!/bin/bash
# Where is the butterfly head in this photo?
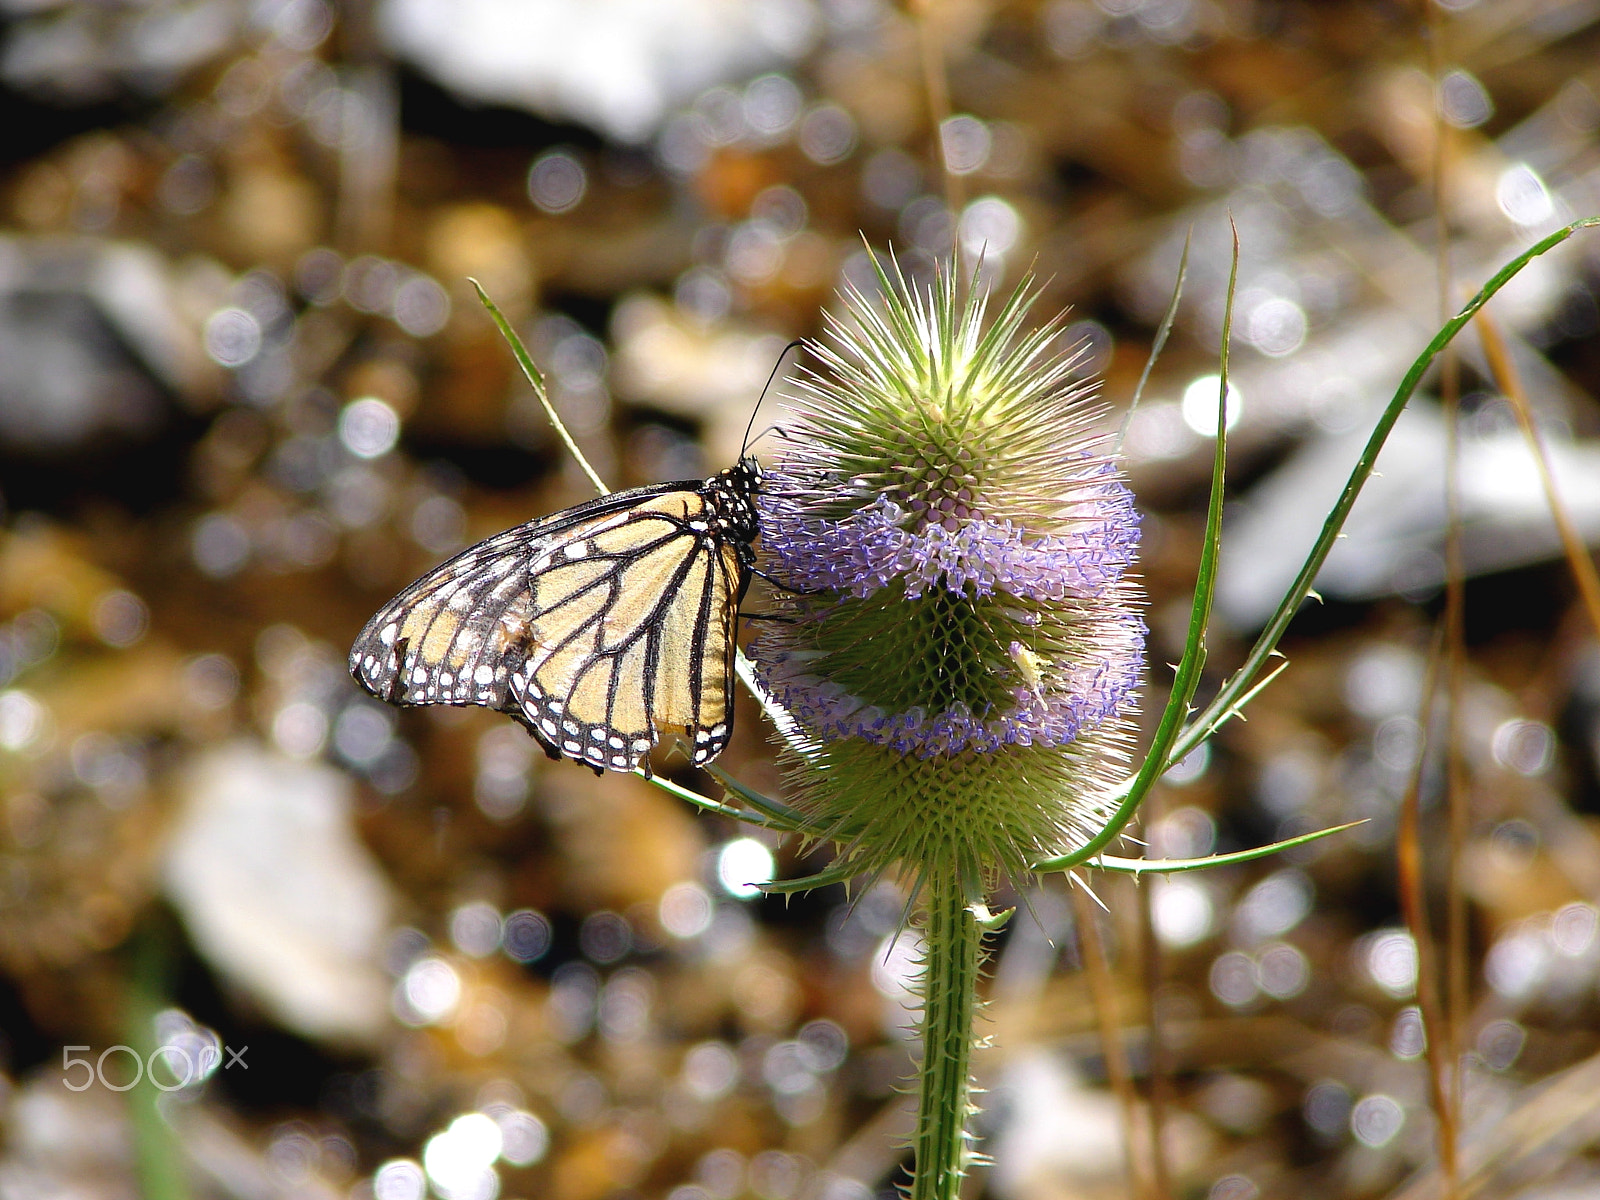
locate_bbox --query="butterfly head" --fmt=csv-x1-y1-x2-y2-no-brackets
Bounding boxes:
704,455,762,543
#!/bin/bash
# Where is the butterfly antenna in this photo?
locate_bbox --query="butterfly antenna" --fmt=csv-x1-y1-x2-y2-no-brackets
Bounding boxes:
742,339,805,455
752,423,789,445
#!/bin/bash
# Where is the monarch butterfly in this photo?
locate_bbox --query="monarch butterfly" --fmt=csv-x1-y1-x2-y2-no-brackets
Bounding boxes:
348,457,762,777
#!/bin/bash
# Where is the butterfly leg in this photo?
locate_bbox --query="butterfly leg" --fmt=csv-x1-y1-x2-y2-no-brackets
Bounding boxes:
751,569,822,595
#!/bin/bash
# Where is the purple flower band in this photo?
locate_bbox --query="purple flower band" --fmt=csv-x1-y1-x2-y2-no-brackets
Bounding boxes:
758,463,1140,603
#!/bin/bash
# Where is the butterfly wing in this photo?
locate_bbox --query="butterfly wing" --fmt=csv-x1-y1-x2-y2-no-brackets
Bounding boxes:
349,480,748,775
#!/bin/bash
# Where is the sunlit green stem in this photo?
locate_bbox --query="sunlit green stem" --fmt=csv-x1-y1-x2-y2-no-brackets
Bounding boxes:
911,875,992,1200
472,280,607,496
1165,216,1600,771
127,922,188,1200
1034,223,1240,873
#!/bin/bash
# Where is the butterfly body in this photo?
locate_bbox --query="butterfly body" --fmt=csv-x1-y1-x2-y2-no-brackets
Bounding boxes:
350,457,761,776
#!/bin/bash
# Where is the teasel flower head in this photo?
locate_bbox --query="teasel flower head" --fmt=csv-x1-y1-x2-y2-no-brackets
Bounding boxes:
751,259,1146,885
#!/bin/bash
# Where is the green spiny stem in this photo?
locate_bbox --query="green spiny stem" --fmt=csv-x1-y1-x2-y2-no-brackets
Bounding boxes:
910,874,987,1200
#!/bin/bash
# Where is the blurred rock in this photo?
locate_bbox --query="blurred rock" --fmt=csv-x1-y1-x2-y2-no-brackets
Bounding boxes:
218,160,324,268
0,1078,137,1200
425,204,535,320
984,1051,1129,1200
1217,404,1600,627
610,291,790,465
0,236,211,452
540,767,705,914
378,0,818,143
163,741,396,1045
0,0,240,103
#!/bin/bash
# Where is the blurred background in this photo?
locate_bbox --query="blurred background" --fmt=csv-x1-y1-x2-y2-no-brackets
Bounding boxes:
3,1,1600,1198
